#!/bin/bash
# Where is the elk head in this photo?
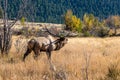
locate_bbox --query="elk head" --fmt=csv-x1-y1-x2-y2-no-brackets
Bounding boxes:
43,26,69,50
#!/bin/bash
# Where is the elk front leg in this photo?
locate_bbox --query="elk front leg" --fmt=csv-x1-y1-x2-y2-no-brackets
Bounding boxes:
46,51,56,71
33,42,40,60
46,51,51,63
23,48,32,61
46,50,51,60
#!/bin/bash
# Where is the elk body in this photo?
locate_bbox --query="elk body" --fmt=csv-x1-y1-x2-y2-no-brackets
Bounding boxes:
23,27,68,62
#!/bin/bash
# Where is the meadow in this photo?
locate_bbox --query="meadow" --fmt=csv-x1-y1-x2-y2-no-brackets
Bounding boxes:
0,36,120,80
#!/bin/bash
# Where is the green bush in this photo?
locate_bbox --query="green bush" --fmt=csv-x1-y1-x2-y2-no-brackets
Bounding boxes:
83,31,91,37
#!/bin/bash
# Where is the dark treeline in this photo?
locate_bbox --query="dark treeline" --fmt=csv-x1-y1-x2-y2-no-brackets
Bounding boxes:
0,0,120,23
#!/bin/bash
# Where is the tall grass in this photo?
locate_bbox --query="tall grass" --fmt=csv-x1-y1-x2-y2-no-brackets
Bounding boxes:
0,36,120,80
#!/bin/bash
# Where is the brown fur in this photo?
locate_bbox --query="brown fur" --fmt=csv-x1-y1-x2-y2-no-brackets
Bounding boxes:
23,36,68,61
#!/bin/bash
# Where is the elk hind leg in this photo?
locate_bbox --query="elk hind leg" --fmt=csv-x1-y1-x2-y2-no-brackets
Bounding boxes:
33,49,40,60
23,48,32,61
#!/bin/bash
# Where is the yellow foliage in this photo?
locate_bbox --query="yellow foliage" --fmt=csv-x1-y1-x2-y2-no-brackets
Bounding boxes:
72,15,82,31
64,10,82,32
88,20,93,29
20,17,26,26
83,13,97,30
83,14,89,24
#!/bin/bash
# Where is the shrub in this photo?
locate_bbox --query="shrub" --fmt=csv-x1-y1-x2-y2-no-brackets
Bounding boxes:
64,10,73,30
82,13,111,37
71,15,82,33
97,26,110,37
64,10,82,33
20,17,26,26
15,27,37,37
83,13,96,31
83,31,91,37
105,63,120,80
105,15,120,35
89,26,110,37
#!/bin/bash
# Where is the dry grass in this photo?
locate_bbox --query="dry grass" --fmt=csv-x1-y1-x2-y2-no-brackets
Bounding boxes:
0,36,120,80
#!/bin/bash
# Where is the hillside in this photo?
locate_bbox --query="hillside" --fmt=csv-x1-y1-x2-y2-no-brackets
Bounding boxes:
0,0,120,23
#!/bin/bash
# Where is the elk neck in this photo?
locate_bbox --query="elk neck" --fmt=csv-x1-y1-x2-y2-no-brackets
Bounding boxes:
54,37,65,50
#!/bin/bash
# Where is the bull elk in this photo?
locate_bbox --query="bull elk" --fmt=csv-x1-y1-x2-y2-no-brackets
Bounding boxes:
23,27,69,62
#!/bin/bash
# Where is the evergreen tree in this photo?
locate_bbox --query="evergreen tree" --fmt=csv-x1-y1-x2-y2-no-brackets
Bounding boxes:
0,0,120,23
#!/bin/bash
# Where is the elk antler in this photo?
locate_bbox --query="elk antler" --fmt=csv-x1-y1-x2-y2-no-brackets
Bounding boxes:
44,26,58,37
44,26,70,37
61,30,70,37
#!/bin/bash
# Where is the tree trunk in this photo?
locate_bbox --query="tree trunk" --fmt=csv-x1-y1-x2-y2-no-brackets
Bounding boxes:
0,0,14,54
